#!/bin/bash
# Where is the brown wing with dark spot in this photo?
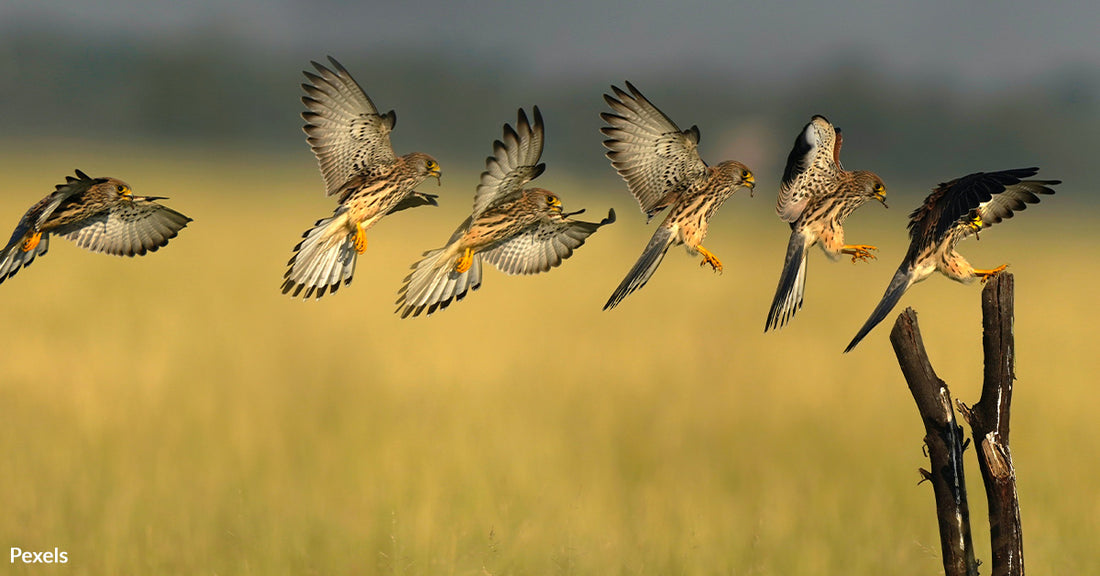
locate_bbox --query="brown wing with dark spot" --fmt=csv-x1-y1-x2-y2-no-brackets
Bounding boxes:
601,82,707,217
776,115,840,223
53,200,192,257
907,168,1056,248
302,56,398,196
481,209,615,275
473,107,545,217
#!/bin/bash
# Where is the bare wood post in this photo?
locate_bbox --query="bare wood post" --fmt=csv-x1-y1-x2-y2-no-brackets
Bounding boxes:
958,273,1025,576
889,308,979,576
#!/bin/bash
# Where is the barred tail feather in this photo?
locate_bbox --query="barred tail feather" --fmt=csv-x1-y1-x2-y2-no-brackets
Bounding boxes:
603,226,675,311
395,245,483,318
281,215,357,299
844,266,916,353
765,230,810,332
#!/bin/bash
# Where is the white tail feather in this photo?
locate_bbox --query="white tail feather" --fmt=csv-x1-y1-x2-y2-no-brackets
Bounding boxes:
397,245,482,318
282,214,357,299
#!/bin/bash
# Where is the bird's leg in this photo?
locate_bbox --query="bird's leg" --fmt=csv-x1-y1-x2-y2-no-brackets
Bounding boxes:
454,247,474,274
21,232,42,253
841,244,878,263
975,264,1008,283
697,245,723,273
352,223,368,254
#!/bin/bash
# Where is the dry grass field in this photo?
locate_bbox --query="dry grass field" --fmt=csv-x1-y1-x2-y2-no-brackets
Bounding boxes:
0,146,1095,574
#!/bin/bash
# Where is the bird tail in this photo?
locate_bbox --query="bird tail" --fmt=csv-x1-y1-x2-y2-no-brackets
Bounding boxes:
844,265,916,353
603,226,675,311
765,230,811,331
281,212,357,299
0,233,50,287
395,244,483,318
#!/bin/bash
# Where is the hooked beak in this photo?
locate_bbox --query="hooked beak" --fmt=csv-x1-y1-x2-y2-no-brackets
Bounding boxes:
744,175,756,198
875,191,887,208
431,169,442,186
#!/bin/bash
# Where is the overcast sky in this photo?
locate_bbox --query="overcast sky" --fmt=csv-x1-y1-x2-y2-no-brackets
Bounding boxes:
3,0,1098,90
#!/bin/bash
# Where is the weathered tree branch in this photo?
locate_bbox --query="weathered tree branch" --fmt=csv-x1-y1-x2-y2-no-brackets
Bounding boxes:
889,308,979,576
959,273,1024,576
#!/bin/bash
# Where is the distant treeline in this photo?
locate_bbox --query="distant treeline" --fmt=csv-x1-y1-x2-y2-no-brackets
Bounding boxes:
0,31,1096,187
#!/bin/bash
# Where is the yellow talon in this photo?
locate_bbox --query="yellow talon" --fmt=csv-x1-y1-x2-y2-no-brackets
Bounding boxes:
975,264,1008,283
454,247,473,274
21,232,42,253
697,245,723,274
841,244,878,263
352,225,367,254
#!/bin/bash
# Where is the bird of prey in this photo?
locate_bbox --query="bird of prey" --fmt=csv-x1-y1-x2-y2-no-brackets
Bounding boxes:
845,167,1058,352
765,115,887,331
282,56,442,299
0,169,190,286
396,107,614,318
601,82,755,311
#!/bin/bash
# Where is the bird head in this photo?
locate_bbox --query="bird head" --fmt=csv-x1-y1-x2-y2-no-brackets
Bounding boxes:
966,208,984,240
105,178,133,198
412,153,442,185
716,161,755,197
529,188,563,213
858,172,887,208
100,178,168,202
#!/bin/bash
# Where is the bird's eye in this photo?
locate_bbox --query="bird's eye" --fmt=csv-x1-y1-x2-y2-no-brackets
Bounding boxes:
874,183,885,193
741,169,751,179
547,195,558,204
427,160,437,169
116,185,125,192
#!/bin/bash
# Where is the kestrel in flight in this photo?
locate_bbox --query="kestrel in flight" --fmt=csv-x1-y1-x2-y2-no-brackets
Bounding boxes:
765,115,887,331
282,56,442,299
844,167,1058,352
600,82,755,311
0,169,190,286
396,107,614,318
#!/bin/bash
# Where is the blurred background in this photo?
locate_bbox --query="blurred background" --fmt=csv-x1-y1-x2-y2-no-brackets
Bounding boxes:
0,1,1097,574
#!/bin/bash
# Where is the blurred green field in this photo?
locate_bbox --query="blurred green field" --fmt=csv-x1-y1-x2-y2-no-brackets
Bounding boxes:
0,146,1096,575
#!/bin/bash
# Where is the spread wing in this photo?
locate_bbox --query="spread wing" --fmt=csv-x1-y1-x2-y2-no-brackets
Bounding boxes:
481,209,615,275
53,200,192,256
601,82,707,217
967,179,1058,238
473,107,545,217
302,56,398,196
776,115,841,223
907,168,1057,248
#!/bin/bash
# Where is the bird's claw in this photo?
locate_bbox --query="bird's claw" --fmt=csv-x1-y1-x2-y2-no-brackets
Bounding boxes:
976,264,1008,283
21,232,42,253
454,247,473,274
697,246,723,274
842,244,878,263
352,225,368,255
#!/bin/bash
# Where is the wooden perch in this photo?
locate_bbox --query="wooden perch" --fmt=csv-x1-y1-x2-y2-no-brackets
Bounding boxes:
889,308,979,576
958,273,1024,576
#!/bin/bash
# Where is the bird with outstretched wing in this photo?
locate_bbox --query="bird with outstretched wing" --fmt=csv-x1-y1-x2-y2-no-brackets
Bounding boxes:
0,169,190,286
765,115,887,332
601,82,755,311
396,107,614,318
845,167,1059,352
